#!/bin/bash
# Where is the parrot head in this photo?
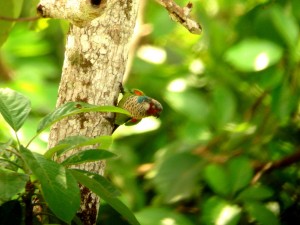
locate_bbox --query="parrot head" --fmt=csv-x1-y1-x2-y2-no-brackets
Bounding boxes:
113,87,163,131
140,96,163,118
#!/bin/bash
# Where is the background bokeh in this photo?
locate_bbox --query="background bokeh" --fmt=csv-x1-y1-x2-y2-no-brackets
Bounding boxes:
1,0,300,224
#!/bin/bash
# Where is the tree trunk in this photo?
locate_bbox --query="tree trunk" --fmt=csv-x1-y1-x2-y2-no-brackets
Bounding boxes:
37,0,139,224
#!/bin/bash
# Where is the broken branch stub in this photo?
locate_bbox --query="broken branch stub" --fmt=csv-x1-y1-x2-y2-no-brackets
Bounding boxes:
37,0,107,27
157,0,202,35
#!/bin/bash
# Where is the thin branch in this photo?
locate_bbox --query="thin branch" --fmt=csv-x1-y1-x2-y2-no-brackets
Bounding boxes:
156,0,202,34
0,158,23,169
244,91,268,121
0,15,40,22
252,147,300,184
4,148,22,159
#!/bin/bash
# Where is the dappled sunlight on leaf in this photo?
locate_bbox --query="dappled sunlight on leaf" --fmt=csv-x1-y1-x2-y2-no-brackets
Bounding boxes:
167,78,187,92
254,52,270,71
114,117,161,137
225,38,283,72
216,205,241,225
189,59,205,74
224,122,256,135
137,45,167,64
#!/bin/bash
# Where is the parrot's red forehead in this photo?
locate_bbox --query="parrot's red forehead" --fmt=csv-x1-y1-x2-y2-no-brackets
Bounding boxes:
133,89,144,96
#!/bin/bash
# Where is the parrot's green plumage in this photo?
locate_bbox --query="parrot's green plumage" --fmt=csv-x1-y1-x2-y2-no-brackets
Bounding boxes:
114,88,163,131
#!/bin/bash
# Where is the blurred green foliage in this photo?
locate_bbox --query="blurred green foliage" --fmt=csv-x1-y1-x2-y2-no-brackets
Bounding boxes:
1,0,300,224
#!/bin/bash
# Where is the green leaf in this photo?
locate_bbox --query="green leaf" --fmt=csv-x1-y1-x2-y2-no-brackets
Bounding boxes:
268,5,299,48
0,139,13,151
204,164,230,196
164,90,209,122
0,88,31,131
19,146,80,224
37,102,130,133
44,135,113,159
0,168,28,203
0,0,23,47
211,86,236,128
72,170,121,197
135,207,194,225
271,83,298,123
71,169,139,225
61,149,117,166
245,202,280,225
237,185,273,202
225,38,283,72
201,197,241,225
228,157,253,195
154,153,202,202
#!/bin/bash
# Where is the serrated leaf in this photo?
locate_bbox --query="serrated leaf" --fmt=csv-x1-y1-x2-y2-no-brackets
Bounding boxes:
228,157,253,195
37,102,130,133
61,149,117,166
0,88,31,131
72,169,121,197
44,135,113,159
154,153,202,202
0,168,28,203
204,164,230,196
71,169,139,225
245,202,280,225
20,146,80,224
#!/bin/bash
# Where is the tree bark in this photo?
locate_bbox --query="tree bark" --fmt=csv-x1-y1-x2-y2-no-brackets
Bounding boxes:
37,0,139,224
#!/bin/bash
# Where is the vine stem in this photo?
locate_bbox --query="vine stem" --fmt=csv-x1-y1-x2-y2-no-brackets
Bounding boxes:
0,15,40,22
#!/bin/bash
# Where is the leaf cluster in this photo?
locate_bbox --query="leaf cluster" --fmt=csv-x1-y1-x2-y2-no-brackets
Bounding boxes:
0,88,138,225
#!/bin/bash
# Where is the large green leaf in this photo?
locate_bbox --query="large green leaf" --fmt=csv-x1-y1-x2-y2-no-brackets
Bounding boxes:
0,88,31,131
204,157,252,197
72,169,121,197
44,135,113,159
153,153,202,202
0,168,28,204
0,0,23,47
245,202,280,225
225,38,283,72
164,90,210,122
237,185,273,202
228,157,253,195
71,169,139,225
19,146,80,224
61,149,117,166
37,102,130,133
201,197,241,225
269,5,299,48
204,164,230,196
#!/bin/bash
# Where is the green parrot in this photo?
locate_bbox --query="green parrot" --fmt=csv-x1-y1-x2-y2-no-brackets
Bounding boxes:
113,88,163,131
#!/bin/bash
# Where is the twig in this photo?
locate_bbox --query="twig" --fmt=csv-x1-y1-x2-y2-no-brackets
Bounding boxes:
244,91,268,121
252,147,300,184
156,0,202,34
0,15,40,22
